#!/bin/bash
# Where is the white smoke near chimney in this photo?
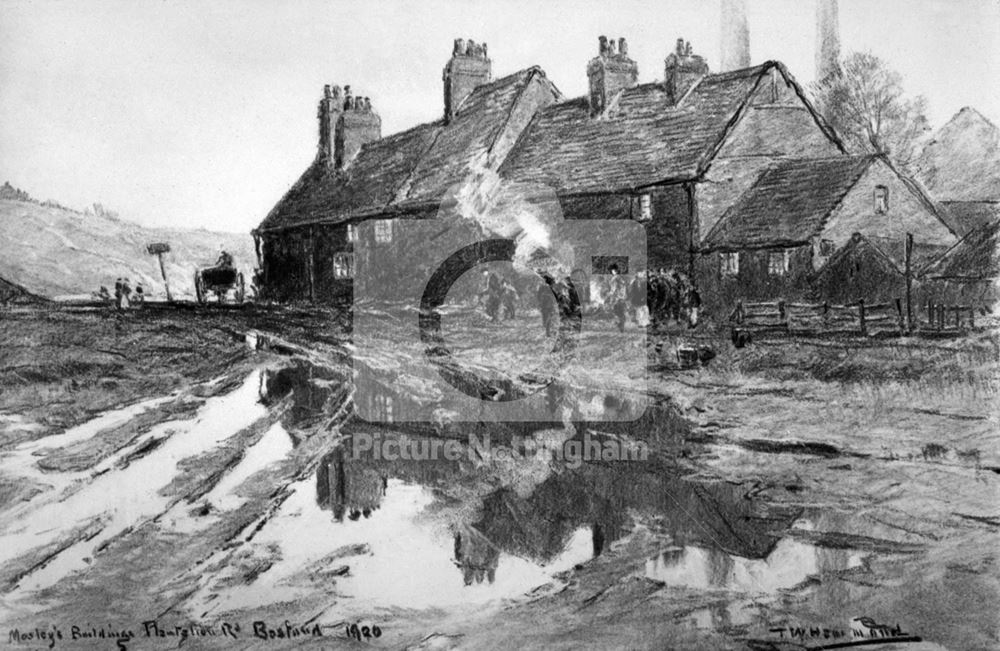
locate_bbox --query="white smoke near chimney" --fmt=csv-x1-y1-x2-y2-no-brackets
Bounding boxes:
450,156,572,275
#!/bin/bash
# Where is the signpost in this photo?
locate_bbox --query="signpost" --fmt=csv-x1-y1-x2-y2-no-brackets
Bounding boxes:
146,242,173,303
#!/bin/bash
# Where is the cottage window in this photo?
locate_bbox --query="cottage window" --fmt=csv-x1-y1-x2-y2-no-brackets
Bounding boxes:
819,239,835,256
638,194,652,221
768,249,791,276
720,251,739,276
874,185,889,214
374,219,393,243
346,224,358,242
371,393,394,422
332,252,354,279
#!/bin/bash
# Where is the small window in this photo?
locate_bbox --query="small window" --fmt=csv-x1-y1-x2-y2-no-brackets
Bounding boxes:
372,393,394,422
637,194,652,222
332,252,354,279
768,249,791,276
874,185,889,214
819,239,835,256
374,219,393,243
346,224,358,242
720,251,739,276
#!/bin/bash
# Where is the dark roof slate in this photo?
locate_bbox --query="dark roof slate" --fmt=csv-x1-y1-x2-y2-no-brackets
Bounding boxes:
259,68,546,232
923,218,1000,280
703,155,874,250
939,201,1000,237
499,62,834,194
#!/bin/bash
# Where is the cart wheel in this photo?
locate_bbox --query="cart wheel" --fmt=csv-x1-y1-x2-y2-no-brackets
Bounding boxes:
235,273,246,304
194,271,206,304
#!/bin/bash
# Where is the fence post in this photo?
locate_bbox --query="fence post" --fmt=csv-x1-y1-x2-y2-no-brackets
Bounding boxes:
937,304,944,330
778,300,786,329
858,299,866,335
970,306,975,329
895,298,904,333
904,233,914,332
926,301,932,328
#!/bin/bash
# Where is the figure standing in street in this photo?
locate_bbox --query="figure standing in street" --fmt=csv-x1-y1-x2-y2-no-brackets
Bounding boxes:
536,273,558,336
607,265,628,333
501,279,519,319
482,269,502,322
685,283,702,328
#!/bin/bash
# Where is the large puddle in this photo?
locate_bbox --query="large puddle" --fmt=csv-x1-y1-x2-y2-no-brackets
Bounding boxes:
1,355,902,641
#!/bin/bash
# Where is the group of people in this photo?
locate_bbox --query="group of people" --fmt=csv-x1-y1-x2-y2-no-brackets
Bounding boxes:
97,277,144,309
477,265,701,337
645,268,701,329
602,267,701,332
480,270,521,322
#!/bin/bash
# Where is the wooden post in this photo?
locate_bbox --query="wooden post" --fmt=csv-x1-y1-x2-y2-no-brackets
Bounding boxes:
937,304,944,330
858,299,866,335
904,233,913,333
926,301,933,328
895,298,904,333
306,228,316,304
823,301,829,330
777,300,786,329
145,242,173,303
970,306,975,329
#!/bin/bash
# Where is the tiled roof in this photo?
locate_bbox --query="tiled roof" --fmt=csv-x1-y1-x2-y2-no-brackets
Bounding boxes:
703,156,874,250
939,201,1000,237
259,68,548,232
922,218,1000,280
499,62,831,194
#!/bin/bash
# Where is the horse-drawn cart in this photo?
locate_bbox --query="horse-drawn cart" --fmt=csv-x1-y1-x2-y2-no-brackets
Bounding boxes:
194,265,245,304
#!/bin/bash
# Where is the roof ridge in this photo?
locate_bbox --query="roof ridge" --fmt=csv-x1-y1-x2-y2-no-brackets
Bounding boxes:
485,67,542,163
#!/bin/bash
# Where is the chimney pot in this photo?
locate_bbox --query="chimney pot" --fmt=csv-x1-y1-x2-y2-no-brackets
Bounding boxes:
664,38,709,104
587,34,638,117
443,37,492,122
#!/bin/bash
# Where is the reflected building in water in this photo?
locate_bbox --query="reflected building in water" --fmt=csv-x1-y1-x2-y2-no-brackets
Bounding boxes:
316,447,387,521
453,525,500,585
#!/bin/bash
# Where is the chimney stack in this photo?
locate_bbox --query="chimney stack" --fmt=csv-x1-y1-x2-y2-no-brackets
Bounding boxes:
816,0,841,81
720,0,751,71
443,38,492,123
664,38,709,104
587,36,638,117
317,84,381,170
317,84,343,166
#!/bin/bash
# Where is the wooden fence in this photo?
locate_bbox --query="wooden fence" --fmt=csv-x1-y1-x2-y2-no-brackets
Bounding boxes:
730,299,976,336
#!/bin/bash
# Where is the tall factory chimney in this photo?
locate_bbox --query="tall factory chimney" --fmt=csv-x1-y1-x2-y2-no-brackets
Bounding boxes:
816,0,841,81
720,0,750,72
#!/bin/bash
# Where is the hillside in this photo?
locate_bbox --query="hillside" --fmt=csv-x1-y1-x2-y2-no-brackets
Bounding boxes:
916,107,1000,202
0,199,255,300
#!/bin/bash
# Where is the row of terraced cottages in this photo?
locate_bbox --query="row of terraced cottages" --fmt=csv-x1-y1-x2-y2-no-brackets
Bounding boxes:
254,36,995,318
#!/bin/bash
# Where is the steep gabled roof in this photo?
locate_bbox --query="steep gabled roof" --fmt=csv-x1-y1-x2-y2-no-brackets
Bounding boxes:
498,61,843,194
258,68,553,232
916,106,1000,202
703,155,874,250
922,218,1000,280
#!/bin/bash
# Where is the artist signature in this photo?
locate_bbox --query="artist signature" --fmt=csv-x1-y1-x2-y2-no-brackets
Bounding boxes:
752,616,922,650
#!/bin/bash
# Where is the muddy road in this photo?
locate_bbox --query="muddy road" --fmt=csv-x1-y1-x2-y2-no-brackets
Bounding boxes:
0,306,997,650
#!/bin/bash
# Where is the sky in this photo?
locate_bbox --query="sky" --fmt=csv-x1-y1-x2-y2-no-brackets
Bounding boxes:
1,0,998,233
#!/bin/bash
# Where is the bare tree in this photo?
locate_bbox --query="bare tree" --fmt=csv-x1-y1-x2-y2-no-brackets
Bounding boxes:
812,52,930,172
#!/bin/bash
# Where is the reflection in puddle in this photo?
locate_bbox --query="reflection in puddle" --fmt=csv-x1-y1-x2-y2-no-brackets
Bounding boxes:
643,535,864,593
2,371,270,596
